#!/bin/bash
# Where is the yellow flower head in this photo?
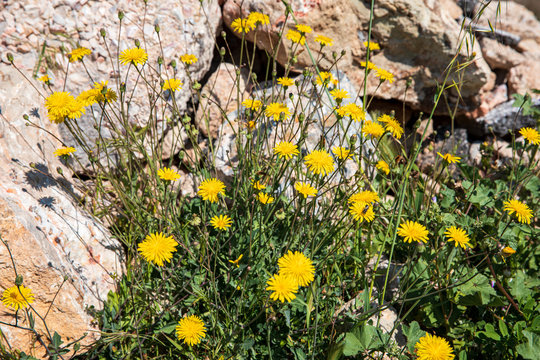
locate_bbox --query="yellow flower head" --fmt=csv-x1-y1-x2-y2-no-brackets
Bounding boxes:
68,47,91,62
266,273,298,303
157,167,181,181
503,199,533,224
329,89,350,101
348,190,380,204
378,115,404,139
247,12,270,26
332,146,350,160
258,192,274,204
519,127,540,145
315,71,336,87
229,254,243,267
437,152,461,164
231,18,255,33
362,121,385,138
363,41,380,51
53,146,76,157
242,99,262,111
198,178,226,203
38,75,50,83
286,30,305,45
162,78,183,92
274,141,299,160
336,103,365,122
376,160,390,175
415,333,455,360
349,202,375,222
277,77,295,87
180,54,198,65
294,181,317,198
137,232,178,266
360,61,377,70
501,246,516,257
92,80,117,103
304,149,335,176
265,102,291,121
444,226,472,249
176,315,206,346
315,34,333,46
119,47,148,66
398,220,429,243
252,180,266,190
45,91,85,123
77,88,99,107
278,251,315,287
2,285,34,310
295,24,312,34
375,68,394,83
210,214,232,231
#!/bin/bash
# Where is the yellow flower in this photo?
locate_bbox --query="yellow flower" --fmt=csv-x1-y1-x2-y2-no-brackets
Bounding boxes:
258,192,274,204
315,34,333,46
286,30,305,45
332,146,350,160
92,80,117,103
378,115,404,139
176,315,206,346
336,103,365,122
277,77,295,87
437,152,461,164
398,220,429,243
53,146,76,157
360,61,377,70
375,68,394,83
304,149,335,176
231,18,255,33
180,54,198,65
274,141,299,160
77,89,98,107
242,99,262,111
329,89,350,101
295,24,312,34
137,232,178,266
349,202,375,222
503,199,533,224
315,71,336,87
519,127,540,145
501,246,516,258
229,254,243,267
157,167,181,181
252,180,266,190
45,91,85,123
119,47,148,66
68,47,91,62
210,214,232,231
363,41,380,51
415,333,455,360
247,12,270,26
265,102,291,121
444,226,472,249
198,178,226,203
348,190,380,204
278,251,315,287
376,160,390,175
2,285,34,310
362,120,385,138
38,75,50,83
162,78,183,92
294,181,317,198
266,273,298,303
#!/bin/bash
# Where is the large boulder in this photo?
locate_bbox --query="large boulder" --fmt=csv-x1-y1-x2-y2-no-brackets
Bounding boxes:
222,0,495,113
0,65,123,358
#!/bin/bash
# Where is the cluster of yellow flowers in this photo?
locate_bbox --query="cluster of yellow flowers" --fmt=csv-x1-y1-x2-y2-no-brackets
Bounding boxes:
266,251,315,303
230,11,270,34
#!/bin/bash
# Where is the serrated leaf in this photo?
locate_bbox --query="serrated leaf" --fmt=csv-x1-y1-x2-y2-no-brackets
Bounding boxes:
516,331,540,359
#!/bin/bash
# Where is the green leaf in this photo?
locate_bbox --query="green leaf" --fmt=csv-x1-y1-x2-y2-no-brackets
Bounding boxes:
498,320,509,337
482,323,500,341
342,332,363,356
456,272,496,305
401,321,426,353
516,331,540,359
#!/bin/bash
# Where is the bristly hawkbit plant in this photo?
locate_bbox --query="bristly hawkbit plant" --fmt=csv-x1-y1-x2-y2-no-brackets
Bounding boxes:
3,0,538,359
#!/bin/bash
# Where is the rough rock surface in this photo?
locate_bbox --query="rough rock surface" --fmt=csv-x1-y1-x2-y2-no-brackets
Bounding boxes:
474,99,540,137
0,65,123,357
223,0,495,113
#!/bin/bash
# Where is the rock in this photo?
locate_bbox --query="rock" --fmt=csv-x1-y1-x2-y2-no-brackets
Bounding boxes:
513,0,540,18
223,0,495,115
474,99,540,137
195,63,250,139
507,60,540,97
480,37,525,70
467,84,508,119
0,64,123,358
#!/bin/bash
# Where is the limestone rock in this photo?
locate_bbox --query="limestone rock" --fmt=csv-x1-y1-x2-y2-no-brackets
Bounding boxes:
0,65,123,358
480,37,525,70
195,63,250,139
507,60,540,97
474,99,539,137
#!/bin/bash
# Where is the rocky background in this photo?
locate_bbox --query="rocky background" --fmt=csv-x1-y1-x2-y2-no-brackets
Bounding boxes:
0,0,539,356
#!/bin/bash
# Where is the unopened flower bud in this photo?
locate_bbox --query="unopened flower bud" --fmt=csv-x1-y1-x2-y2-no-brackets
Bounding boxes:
135,39,140,47
170,59,177,68
350,134,357,145
221,31,226,39
118,11,124,20
444,130,450,138
15,275,23,286
220,47,226,57
57,167,63,175
332,51,337,59
6,53,14,63
100,28,106,38
157,56,163,65
251,73,257,82
154,24,160,33
23,114,29,120
341,50,346,56
192,82,202,90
